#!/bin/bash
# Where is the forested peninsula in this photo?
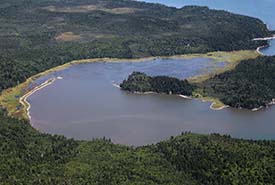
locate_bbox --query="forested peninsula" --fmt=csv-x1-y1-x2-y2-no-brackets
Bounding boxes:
1,0,275,184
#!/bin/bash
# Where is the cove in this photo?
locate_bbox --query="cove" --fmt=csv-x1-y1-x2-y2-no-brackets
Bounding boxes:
28,58,275,146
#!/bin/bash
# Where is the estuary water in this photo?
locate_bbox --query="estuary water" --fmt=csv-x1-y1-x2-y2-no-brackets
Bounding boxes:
29,58,275,146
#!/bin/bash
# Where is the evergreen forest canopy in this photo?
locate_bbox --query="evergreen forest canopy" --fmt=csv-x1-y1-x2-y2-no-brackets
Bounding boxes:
120,71,195,96
201,56,275,109
1,109,275,185
1,0,275,184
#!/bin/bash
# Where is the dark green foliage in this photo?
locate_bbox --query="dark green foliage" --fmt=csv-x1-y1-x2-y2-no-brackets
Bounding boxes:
153,133,275,185
150,76,195,95
202,56,275,109
0,110,196,185
0,0,271,92
120,72,153,92
120,72,195,96
64,141,196,185
1,109,275,184
0,110,79,184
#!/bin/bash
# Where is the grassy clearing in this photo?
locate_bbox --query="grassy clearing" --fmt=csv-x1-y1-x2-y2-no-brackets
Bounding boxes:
55,32,82,42
193,90,226,110
0,50,260,119
188,50,260,110
188,50,260,83
43,5,140,14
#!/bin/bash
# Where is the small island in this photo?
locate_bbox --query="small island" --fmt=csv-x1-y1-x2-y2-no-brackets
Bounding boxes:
120,72,195,96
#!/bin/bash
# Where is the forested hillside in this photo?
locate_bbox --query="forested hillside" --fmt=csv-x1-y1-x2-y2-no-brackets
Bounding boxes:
153,133,275,185
1,109,275,184
0,0,271,92
201,56,275,109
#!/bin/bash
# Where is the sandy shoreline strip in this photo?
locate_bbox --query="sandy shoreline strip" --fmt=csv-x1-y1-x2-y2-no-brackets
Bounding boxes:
210,102,229,111
19,77,62,121
178,95,192,99
256,45,268,55
252,35,275,41
112,83,121,89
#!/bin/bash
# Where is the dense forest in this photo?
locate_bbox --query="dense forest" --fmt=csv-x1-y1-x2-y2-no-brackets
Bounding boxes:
1,109,275,184
201,56,275,109
120,71,195,96
0,0,271,92
1,0,275,184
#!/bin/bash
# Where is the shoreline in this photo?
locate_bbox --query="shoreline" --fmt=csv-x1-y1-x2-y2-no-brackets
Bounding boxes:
255,35,275,55
115,84,228,110
252,35,275,41
112,83,121,89
209,102,229,111
19,77,62,120
256,44,269,55
114,82,274,111
178,94,192,100
251,99,275,111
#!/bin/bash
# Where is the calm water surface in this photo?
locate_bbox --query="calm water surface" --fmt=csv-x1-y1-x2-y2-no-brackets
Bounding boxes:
260,40,275,56
29,58,275,146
